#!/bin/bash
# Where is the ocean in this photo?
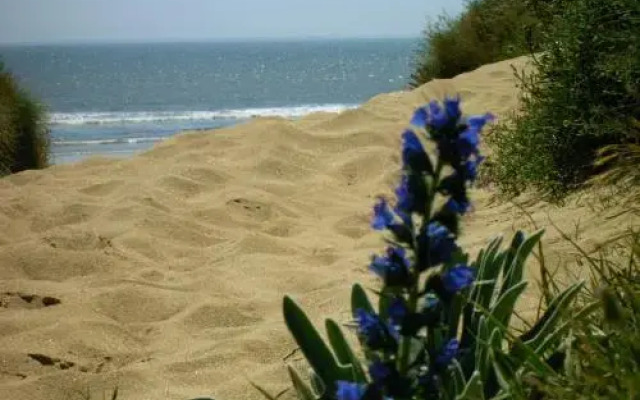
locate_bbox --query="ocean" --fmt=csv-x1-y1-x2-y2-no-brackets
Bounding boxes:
0,39,418,164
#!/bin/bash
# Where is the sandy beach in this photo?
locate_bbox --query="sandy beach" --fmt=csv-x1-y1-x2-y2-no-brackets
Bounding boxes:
0,56,637,400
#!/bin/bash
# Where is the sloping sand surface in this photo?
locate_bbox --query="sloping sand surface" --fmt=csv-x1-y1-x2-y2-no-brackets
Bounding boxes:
0,56,637,400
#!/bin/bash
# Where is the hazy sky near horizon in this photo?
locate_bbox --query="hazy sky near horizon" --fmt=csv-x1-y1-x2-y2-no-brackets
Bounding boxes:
0,0,466,44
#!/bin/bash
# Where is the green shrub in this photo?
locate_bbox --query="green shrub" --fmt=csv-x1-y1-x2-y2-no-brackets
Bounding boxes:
0,62,50,174
410,0,539,87
487,0,640,199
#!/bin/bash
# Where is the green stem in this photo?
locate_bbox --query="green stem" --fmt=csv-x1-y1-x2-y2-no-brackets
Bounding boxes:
397,161,443,374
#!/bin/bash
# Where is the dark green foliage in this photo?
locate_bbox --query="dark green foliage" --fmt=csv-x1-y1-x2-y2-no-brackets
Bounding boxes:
410,0,539,87
0,62,50,175
488,0,640,198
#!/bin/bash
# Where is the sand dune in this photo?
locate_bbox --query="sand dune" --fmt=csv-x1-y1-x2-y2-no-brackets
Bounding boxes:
0,56,637,400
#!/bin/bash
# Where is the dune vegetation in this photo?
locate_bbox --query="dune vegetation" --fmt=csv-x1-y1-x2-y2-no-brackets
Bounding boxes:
0,62,49,175
412,0,640,200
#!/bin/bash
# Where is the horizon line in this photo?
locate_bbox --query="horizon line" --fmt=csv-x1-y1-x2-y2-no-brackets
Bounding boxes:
0,35,420,47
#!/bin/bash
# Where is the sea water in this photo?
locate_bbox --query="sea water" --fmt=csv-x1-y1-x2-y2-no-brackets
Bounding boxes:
0,39,417,164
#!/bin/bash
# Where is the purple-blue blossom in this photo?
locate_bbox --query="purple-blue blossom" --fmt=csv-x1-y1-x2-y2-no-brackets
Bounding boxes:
442,265,476,293
411,106,429,128
336,381,366,400
417,222,458,269
436,339,460,367
443,96,461,121
445,197,471,215
356,309,398,350
394,175,415,217
369,247,411,287
371,197,395,230
369,361,392,385
401,130,430,173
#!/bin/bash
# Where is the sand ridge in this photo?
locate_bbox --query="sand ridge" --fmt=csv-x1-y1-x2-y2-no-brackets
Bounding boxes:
0,56,637,400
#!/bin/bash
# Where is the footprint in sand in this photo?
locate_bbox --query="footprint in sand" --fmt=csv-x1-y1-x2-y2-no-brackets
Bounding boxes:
0,292,61,309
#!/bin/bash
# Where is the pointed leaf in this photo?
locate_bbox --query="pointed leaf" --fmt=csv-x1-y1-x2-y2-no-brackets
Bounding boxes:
325,319,367,383
288,366,321,400
351,284,375,318
456,371,484,400
519,282,583,350
489,281,528,329
500,230,544,296
283,296,352,390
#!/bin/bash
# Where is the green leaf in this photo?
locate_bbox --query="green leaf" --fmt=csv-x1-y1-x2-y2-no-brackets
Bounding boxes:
283,296,353,391
489,281,528,329
500,230,544,296
520,282,583,351
451,360,467,395
456,371,485,400
310,371,325,397
351,284,375,318
288,366,321,400
474,316,491,382
325,319,367,383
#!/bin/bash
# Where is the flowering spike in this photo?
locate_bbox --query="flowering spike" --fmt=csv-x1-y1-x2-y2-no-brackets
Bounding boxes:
369,247,411,287
427,100,448,130
410,106,428,128
368,361,392,385
436,339,459,367
394,175,414,217
417,222,458,270
388,297,409,326
336,381,366,400
445,197,470,215
371,197,395,230
442,265,476,293
401,130,431,173
443,96,461,121
355,309,398,351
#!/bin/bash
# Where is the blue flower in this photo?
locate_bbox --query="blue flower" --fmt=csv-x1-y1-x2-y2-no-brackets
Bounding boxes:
468,113,495,129
369,247,411,287
458,113,493,159
388,297,408,326
436,339,459,367
458,126,481,160
417,222,458,270
463,156,485,183
443,96,461,121
410,106,428,128
442,265,476,293
371,197,395,230
401,130,430,173
428,100,448,130
394,175,415,219
445,197,470,215
369,360,392,385
336,381,366,400
356,309,398,350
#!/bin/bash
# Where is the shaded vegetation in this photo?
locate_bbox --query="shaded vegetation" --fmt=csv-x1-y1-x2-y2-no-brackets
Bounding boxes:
538,229,640,399
0,61,49,175
410,0,539,87
486,0,640,198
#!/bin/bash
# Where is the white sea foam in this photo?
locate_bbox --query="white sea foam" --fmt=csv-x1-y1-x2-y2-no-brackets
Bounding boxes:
50,104,358,126
52,137,165,146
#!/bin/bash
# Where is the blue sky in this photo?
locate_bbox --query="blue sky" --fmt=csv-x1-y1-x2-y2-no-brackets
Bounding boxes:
0,0,465,44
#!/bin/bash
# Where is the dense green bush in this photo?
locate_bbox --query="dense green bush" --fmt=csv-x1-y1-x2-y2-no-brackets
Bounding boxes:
488,0,640,199
0,62,49,174
410,0,539,87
